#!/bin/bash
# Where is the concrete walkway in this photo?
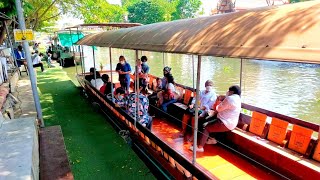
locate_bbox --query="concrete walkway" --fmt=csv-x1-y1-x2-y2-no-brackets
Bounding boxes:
12,73,37,119
0,71,39,180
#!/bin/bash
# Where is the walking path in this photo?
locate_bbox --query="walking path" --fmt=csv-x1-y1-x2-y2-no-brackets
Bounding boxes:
36,67,155,179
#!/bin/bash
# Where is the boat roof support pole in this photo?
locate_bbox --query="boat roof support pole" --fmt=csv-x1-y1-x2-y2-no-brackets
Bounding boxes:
3,21,19,72
76,27,82,75
81,45,85,74
192,55,195,89
162,52,165,67
14,0,44,127
92,46,97,86
109,47,114,100
80,45,84,75
240,58,243,89
69,29,78,74
193,55,202,164
134,49,139,128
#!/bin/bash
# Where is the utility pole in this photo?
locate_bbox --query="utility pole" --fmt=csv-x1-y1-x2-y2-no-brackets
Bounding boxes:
14,0,44,127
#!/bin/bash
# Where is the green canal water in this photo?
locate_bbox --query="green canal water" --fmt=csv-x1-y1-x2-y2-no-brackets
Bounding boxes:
65,47,320,124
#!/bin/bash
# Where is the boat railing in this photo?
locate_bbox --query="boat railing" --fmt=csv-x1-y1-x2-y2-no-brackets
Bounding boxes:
240,103,320,132
78,75,217,179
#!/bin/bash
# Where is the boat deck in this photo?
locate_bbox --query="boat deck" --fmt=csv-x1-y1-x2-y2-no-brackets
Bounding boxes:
152,118,283,179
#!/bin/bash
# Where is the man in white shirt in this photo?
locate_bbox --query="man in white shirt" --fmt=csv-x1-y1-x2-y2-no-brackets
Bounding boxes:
32,50,45,72
190,85,241,152
180,80,217,137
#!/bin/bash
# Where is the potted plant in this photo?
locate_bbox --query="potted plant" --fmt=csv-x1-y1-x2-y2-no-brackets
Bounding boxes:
99,62,103,71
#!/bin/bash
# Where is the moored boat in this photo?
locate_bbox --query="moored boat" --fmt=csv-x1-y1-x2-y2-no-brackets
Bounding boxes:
76,1,320,179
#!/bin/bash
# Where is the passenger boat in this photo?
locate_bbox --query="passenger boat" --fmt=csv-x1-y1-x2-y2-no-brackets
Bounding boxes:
75,1,320,179
53,23,142,67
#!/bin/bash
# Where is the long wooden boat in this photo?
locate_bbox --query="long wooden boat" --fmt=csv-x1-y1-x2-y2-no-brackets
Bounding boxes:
54,23,142,67
76,1,320,179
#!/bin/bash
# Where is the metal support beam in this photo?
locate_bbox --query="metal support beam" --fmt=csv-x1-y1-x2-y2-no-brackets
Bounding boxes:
81,45,85,74
109,47,114,100
134,50,139,128
14,0,44,126
192,55,195,89
240,58,243,89
192,55,202,164
92,46,96,85
162,52,165,67
69,29,77,74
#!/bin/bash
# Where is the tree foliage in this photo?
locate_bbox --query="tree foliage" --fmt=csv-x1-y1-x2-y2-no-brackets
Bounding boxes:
126,0,202,24
74,0,124,23
0,0,16,17
127,0,166,24
171,0,202,20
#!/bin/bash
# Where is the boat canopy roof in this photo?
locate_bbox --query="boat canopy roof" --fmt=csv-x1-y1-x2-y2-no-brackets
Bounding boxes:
65,23,142,29
77,1,320,64
57,31,84,47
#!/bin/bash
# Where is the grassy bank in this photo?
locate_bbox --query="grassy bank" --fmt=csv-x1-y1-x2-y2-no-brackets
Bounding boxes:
36,66,155,179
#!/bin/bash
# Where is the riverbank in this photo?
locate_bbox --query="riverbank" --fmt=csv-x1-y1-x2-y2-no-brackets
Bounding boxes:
36,66,155,179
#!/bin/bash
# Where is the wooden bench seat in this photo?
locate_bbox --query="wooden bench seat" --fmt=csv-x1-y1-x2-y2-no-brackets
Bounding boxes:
224,128,320,178
218,109,320,179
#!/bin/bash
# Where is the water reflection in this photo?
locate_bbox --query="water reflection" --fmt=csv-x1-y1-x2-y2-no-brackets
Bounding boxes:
80,47,320,124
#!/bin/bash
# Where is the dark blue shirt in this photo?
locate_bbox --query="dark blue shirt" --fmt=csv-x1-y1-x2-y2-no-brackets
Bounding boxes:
116,62,131,82
141,62,149,74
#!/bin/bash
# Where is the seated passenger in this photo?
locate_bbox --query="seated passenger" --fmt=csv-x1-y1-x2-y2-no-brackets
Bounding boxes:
125,79,152,130
100,74,114,95
151,78,162,92
190,85,241,152
161,66,172,90
85,67,99,82
180,80,217,137
140,56,149,82
90,72,104,90
158,74,178,112
148,77,163,108
113,87,126,108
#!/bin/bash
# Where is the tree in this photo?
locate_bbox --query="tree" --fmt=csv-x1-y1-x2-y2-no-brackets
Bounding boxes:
127,0,165,24
0,0,16,44
171,0,202,20
74,0,124,23
23,0,69,30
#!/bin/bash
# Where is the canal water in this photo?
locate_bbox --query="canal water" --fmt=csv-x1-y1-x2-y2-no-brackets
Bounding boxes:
71,47,320,124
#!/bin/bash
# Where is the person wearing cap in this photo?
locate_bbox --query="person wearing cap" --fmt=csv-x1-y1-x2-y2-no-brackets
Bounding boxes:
32,50,45,72
125,78,152,129
116,55,131,94
190,85,242,152
180,80,217,138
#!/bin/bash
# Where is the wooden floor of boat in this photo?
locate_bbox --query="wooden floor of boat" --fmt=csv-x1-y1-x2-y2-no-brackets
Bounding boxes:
151,118,283,179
